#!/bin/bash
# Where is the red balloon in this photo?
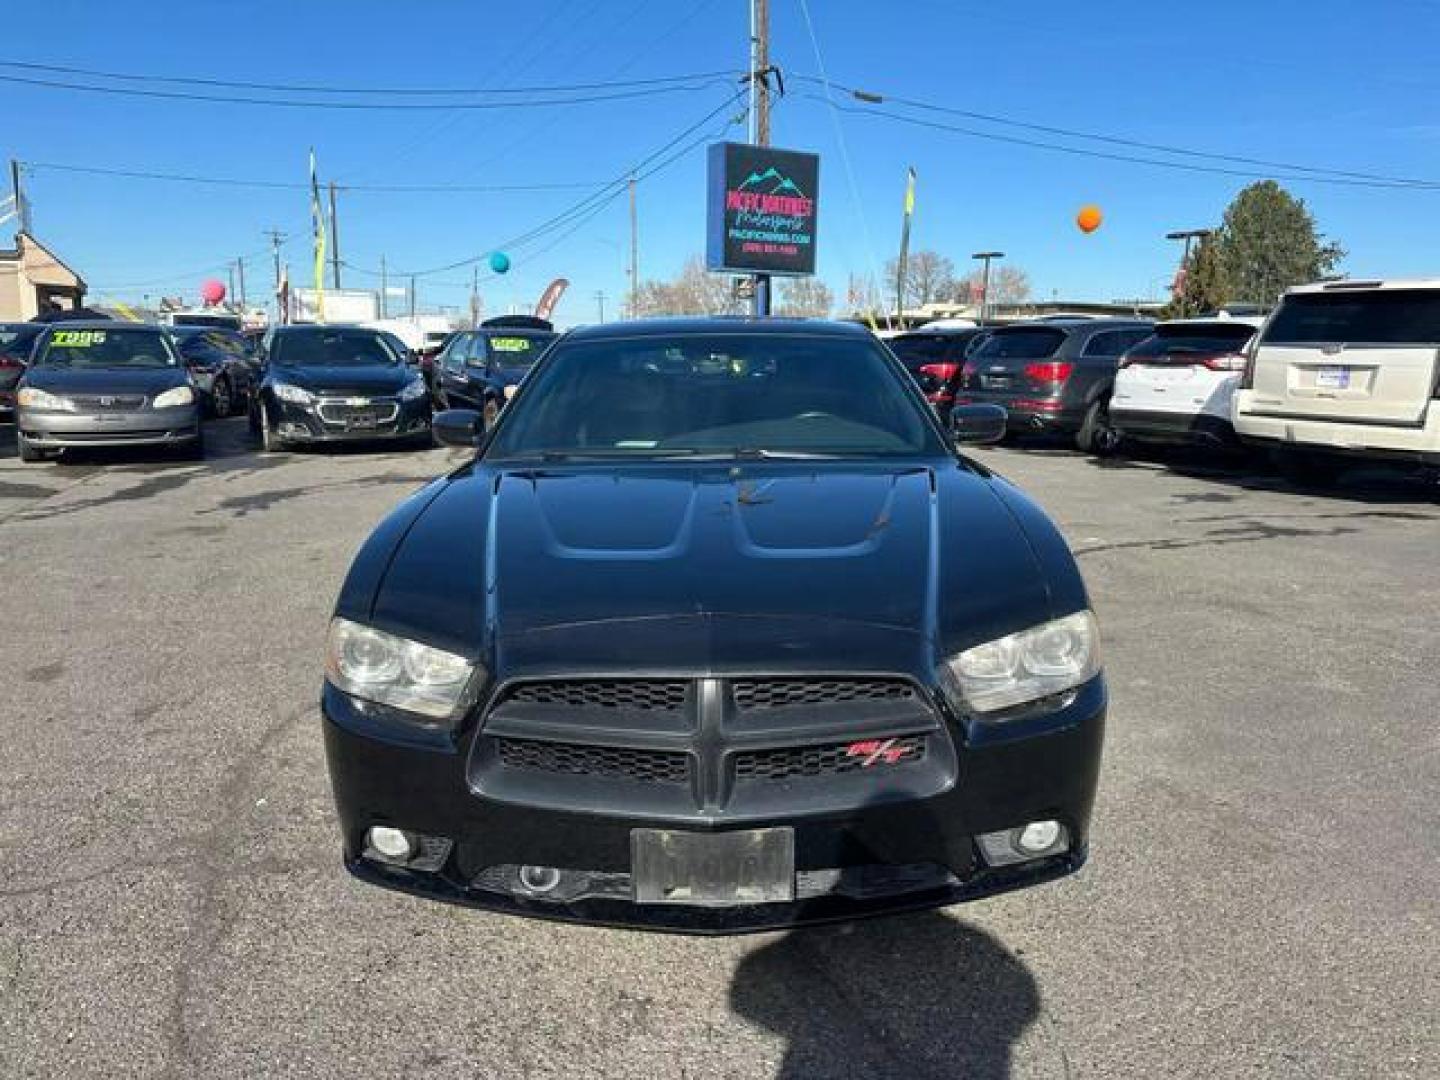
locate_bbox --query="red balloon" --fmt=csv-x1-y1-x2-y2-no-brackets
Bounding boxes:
200,279,227,305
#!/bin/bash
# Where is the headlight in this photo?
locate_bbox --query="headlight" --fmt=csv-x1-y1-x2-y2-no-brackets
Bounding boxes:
325,617,481,721
398,377,427,402
151,386,195,409
273,382,313,404
17,387,76,412
941,611,1100,715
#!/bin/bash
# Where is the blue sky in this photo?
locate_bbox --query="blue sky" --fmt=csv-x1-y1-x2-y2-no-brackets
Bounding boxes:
5,0,1440,322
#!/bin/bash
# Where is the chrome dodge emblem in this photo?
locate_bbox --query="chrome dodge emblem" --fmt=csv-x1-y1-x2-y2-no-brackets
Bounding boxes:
345,397,369,406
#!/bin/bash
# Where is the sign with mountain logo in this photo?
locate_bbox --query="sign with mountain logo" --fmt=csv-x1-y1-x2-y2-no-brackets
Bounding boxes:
706,142,819,276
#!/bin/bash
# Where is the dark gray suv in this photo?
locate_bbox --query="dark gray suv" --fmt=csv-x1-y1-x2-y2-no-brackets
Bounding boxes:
954,319,1153,451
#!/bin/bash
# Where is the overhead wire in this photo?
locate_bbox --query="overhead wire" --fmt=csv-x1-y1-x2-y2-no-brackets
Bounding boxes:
21,161,610,193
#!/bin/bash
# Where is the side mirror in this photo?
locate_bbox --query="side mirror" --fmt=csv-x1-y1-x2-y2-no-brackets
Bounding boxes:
950,403,1007,445
433,408,484,448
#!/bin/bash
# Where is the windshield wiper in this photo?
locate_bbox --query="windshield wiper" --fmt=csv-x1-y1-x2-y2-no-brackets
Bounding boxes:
728,447,846,460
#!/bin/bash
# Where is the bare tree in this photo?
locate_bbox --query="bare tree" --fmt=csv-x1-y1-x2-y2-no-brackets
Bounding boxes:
883,250,956,308
631,256,744,317
776,276,834,318
954,265,1032,306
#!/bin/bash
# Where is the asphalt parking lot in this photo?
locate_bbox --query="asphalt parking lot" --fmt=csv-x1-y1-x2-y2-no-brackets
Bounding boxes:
1,419,1436,1079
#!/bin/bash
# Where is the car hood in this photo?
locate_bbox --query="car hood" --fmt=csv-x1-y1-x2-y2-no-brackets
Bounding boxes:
359,462,1069,679
272,364,415,395
20,366,188,393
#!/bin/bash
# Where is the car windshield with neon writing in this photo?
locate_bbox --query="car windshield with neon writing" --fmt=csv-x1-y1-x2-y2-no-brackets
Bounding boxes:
35,328,180,369
479,331,555,368
486,331,949,461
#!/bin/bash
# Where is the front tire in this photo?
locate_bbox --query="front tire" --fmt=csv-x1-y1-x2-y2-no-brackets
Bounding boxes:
209,376,234,419
259,404,285,453
17,433,46,463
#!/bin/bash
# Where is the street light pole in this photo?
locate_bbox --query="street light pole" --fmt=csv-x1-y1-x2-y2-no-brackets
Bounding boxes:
1165,229,1212,316
971,251,1004,325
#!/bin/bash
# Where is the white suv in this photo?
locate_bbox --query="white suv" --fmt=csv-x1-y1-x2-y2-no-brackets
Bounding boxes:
1110,316,1262,450
1232,280,1440,483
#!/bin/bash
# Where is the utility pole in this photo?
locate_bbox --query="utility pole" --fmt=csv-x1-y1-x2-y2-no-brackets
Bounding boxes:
409,275,417,319
227,265,236,309
971,251,1004,325
749,0,772,318
328,182,342,290
236,257,247,310
594,290,606,323
471,265,480,328
628,176,638,319
8,159,31,233
379,255,388,318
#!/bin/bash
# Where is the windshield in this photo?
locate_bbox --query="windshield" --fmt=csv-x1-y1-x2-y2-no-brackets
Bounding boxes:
487,332,947,461
972,327,1067,360
1262,290,1440,345
1128,324,1256,359
34,328,179,369
481,332,555,368
271,329,401,367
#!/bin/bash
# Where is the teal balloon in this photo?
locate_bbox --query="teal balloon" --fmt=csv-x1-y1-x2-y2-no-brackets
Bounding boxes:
488,251,511,274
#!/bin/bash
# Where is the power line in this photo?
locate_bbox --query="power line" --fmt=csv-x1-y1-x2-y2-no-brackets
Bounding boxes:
0,70,735,110
792,77,1440,191
802,94,1440,192
21,160,610,193
0,58,739,97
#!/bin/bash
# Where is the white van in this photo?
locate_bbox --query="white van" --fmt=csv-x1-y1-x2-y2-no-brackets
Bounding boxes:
1232,280,1440,483
1110,316,1263,450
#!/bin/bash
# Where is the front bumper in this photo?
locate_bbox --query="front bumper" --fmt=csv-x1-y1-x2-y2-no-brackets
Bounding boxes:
19,406,201,448
1233,394,1440,464
273,395,432,443
322,678,1105,933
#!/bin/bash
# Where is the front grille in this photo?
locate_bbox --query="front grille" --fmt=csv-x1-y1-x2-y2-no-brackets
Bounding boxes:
496,736,691,785
506,680,688,712
733,678,917,711
734,735,927,781
68,394,147,411
316,398,400,425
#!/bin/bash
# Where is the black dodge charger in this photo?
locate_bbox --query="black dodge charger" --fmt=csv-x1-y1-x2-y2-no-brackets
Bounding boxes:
322,317,1105,933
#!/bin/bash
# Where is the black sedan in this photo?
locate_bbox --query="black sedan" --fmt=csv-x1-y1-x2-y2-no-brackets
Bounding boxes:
433,321,557,429
169,326,257,418
322,317,1105,933
249,326,433,452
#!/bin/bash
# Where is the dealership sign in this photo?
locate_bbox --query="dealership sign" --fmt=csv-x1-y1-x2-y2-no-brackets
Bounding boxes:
706,142,819,276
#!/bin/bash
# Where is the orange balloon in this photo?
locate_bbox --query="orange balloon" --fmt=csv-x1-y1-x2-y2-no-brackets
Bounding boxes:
1077,205,1103,233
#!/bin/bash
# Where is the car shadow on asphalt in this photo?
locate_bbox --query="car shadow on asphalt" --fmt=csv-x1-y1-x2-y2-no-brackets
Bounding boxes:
729,910,1040,1080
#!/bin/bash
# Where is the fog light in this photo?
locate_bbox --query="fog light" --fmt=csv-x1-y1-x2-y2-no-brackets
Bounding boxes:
1017,819,1063,854
367,826,415,861
518,865,562,894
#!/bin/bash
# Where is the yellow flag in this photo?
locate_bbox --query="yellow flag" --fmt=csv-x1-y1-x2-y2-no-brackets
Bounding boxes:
903,167,916,217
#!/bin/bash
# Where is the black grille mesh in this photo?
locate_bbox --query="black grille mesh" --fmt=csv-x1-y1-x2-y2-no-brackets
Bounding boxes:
506,680,688,711
734,735,926,781
70,394,147,411
733,678,917,711
496,737,691,785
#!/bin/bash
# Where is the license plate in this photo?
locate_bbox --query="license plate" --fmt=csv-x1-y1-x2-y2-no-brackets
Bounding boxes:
347,411,379,430
980,375,1011,390
1315,365,1350,389
632,827,794,907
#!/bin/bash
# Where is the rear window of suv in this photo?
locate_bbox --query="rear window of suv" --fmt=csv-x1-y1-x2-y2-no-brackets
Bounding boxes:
971,328,1066,360
1128,323,1256,359
1263,290,1440,345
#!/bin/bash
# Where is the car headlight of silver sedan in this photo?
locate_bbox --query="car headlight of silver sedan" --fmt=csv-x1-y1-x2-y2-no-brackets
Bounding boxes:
398,377,428,402
941,611,1100,715
151,386,196,409
17,387,76,412
325,617,482,722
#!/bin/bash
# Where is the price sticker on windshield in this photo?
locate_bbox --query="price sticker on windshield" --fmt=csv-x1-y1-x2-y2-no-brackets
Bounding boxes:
489,337,533,353
51,330,107,347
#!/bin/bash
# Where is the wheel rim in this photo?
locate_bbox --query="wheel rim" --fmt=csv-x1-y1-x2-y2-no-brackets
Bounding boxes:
212,380,231,418
483,400,500,429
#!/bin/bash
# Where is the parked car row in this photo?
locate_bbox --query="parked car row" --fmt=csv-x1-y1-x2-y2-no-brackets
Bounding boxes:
890,278,1440,484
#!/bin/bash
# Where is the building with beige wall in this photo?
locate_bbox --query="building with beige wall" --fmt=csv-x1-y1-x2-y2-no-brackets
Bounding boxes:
0,232,87,320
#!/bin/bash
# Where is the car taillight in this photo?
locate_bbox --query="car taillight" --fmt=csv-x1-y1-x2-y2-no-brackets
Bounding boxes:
1023,361,1073,382
1200,354,1247,372
1238,346,1259,389
918,362,960,382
